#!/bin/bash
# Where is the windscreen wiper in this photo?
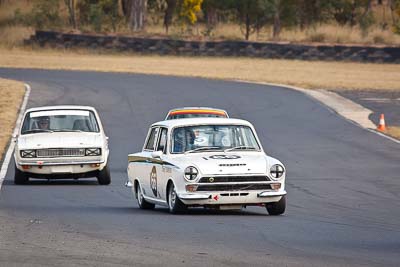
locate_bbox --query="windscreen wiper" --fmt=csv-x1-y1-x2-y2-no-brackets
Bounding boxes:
224,146,257,152
53,129,83,132
22,129,54,134
185,146,222,154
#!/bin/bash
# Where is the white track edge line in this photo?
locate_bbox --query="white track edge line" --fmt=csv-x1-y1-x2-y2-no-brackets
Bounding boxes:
0,83,31,191
234,79,400,145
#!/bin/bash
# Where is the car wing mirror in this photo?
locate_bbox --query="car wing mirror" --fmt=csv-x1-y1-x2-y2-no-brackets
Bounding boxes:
151,151,163,159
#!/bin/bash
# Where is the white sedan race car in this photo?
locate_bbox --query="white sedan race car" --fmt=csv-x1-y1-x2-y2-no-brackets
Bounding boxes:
14,106,111,185
126,118,286,215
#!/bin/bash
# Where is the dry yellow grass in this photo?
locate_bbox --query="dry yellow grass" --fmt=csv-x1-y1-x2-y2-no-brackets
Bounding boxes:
0,25,34,48
1,48,400,91
144,23,400,45
386,126,400,140
0,78,25,162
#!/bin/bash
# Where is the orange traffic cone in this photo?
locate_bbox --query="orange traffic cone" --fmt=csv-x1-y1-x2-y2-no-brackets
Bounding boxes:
377,114,386,132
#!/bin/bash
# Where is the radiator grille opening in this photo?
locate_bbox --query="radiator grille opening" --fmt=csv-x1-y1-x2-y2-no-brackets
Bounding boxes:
36,148,85,158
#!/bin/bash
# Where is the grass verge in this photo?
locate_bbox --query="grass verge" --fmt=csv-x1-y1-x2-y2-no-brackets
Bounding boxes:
1,48,400,91
386,127,400,140
0,78,25,163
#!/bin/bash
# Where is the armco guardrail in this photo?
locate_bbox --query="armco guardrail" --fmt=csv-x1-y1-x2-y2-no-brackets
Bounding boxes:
26,30,400,63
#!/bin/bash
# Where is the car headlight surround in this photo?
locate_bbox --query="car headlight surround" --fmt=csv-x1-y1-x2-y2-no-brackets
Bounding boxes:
20,150,36,158
184,166,199,181
270,164,284,180
85,148,101,156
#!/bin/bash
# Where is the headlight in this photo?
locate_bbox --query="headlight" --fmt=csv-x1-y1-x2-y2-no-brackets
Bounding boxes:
85,148,101,156
270,164,284,180
20,150,36,158
184,166,198,181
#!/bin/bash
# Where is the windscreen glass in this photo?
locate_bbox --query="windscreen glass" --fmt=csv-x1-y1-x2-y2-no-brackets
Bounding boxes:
171,125,260,153
21,110,99,134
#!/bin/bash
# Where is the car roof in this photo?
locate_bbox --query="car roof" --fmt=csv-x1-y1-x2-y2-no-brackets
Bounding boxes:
25,105,97,113
166,107,228,117
152,117,253,129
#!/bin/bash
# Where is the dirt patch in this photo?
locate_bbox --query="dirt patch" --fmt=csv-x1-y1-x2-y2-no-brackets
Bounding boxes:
0,78,25,163
1,48,400,91
386,127,400,140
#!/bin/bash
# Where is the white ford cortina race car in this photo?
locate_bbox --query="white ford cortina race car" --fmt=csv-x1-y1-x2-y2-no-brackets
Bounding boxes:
14,106,111,185
126,118,286,215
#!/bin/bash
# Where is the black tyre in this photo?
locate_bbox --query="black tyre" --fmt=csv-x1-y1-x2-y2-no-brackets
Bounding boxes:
136,182,155,209
266,195,286,215
14,165,29,185
97,165,111,185
167,183,187,214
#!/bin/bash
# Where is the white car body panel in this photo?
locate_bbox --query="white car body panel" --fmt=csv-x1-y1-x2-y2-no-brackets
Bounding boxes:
14,105,109,177
127,118,286,210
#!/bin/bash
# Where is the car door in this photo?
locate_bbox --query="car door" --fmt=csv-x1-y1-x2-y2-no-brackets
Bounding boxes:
153,127,169,201
140,127,160,198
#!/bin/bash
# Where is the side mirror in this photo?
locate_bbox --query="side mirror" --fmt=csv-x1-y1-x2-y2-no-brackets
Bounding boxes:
151,151,163,159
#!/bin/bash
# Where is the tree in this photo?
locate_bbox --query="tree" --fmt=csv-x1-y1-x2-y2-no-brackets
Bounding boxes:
179,0,203,25
77,0,121,32
64,0,77,29
164,0,177,33
394,0,400,33
129,0,147,31
31,0,61,29
235,0,274,40
121,0,147,31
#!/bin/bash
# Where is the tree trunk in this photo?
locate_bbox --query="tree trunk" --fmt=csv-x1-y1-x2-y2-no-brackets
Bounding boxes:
245,13,250,40
164,0,176,34
206,5,217,27
65,0,76,29
122,0,131,18
273,2,281,39
388,0,397,25
129,0,146,31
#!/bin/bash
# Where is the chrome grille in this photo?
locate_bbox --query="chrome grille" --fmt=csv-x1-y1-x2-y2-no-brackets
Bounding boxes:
196,184,272,192
36,148,85,158
199,176,270,183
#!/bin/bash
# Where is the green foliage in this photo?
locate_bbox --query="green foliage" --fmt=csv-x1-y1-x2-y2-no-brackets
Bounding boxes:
234,0,274,40
77,0,121,32
30,0,61,29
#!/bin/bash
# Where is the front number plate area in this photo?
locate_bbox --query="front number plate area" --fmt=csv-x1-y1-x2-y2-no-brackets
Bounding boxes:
51,166,73,173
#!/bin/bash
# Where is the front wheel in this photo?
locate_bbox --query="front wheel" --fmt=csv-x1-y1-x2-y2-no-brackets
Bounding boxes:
266,195,286,215
14,165,29,185
167,183,187,214
97,165,111,185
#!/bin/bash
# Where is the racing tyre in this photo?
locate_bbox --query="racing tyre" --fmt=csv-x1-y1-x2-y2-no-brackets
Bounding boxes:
266,195,286,215
136,183,155,209
97,165,111,185
167,183,187,214
14,165,29,185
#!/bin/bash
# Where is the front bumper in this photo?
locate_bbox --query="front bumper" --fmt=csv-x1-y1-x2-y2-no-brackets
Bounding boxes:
178,190,287,206
16,157,106,175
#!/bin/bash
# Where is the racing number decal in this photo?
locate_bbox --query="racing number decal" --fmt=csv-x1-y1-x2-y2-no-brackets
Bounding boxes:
150,166,158,197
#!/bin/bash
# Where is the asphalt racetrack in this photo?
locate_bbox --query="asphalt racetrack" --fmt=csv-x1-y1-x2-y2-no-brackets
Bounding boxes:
0,68,399,266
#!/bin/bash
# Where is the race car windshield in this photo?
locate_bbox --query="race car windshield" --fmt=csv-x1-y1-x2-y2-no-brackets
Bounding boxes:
171,125,260,153
21,110,99,134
